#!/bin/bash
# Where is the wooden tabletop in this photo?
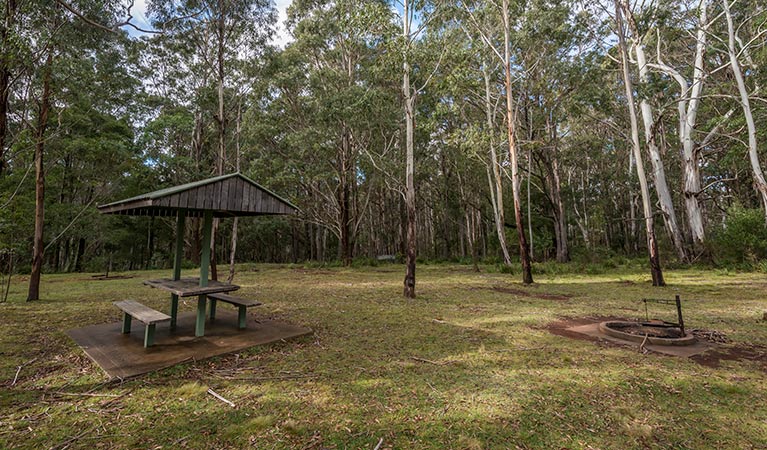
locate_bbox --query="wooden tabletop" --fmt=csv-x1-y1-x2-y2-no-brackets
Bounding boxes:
143,278,240,297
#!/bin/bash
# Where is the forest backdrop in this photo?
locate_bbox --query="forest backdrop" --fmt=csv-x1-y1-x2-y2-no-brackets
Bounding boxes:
2,0,767,299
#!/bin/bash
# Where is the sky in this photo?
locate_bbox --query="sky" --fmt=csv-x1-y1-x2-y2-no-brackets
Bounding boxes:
127,0,294,47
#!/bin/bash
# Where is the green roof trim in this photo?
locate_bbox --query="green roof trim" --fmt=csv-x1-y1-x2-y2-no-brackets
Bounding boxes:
97,172,298,216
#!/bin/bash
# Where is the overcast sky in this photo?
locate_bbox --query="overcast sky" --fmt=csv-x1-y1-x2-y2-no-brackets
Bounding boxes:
128,0,294,47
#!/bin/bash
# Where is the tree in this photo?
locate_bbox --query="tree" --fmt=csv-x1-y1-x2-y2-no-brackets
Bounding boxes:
0,0,18,176
615,0,664,286
644,1,712,250
722,0,767,224
618,0,686,262
501,0,532,283
401,0,417,296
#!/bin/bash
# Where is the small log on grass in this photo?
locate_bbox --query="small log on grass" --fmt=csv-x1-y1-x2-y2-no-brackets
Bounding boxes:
207,388,235,407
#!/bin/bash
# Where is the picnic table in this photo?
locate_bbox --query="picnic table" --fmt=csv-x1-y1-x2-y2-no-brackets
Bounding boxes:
144,277,240,337
97,173,298,343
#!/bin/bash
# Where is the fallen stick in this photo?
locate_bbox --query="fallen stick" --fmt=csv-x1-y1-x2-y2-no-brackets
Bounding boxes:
228,374,315,381
207,388,235,407
53,425,98,450
411,357,447,366
11,357,38,386
639,333,649,353
373,437,384,450
53,392,123,398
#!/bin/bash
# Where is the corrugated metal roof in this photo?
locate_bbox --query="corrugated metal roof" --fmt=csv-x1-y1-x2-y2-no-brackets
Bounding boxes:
97,172,298,217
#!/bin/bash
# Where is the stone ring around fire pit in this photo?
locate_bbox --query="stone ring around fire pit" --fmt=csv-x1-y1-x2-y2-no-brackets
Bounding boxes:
599,321,697,346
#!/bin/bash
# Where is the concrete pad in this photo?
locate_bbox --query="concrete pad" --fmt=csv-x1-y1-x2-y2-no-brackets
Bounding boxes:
566,322,714,357
67,311,312,379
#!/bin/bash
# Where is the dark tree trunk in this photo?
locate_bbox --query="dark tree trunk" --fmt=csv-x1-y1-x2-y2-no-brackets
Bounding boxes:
0,0,17,175
146,216,154,269
541,147,569,263
27,51,53,301
338,128,352,266
502,0,533,284
75,237,85,272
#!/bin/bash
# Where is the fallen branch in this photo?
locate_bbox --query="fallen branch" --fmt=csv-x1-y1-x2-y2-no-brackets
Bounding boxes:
639,333,649,354
53,392,122,398
411,356,448,366
228,374,315,381
207,388,235,407
11,357,38,386
373,437,384,450
52,425,99,450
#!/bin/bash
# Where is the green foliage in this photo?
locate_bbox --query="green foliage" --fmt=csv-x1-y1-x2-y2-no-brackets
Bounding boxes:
713,206,767,265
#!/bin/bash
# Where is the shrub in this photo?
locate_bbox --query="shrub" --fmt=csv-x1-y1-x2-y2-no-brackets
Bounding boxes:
713,206,767,264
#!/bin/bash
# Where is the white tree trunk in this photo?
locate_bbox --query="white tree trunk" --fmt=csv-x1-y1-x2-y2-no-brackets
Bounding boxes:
621,0,687,262
482,64,512,265
616,0,665,286
681,2,708,246
502,0,533,283
723,0,767,222
648,2,710,248
402,0,416,298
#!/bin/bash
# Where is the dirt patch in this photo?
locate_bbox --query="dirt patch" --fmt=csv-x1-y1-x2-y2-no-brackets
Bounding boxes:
474,286,573,301
690,344,767,370
290,268,336,275
546,316,765,372
81,275,134,281
543,316,625,343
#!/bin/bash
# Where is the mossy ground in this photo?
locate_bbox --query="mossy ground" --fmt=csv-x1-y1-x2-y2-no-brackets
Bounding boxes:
1,264,766,449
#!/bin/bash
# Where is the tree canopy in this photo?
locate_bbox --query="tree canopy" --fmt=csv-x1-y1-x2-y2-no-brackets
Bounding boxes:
2,0,767,295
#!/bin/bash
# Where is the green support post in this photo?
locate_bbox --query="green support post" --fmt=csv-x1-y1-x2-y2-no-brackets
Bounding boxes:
196,211,213,337
170,295,179,330
122,313,132,334
196,295,206,336
238,306,247,329
144,323,156,348
170,211,185,330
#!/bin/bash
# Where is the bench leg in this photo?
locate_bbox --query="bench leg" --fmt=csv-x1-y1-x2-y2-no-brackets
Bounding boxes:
196,295,206,337
144,323,156,348
238,306,247,329
170,294,179,330
122,313,132,334
209,298,217,320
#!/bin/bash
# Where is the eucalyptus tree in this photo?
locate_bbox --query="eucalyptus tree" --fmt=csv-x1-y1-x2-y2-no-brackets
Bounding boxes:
642,1,714,250
721,0,767,223
511,0,595,263
615,0,664,285
247,0,399,266
20,1,142,299
149,0,275,278
617,0,686,262
394,0,448,295
0,0,18,176
457,0,533,282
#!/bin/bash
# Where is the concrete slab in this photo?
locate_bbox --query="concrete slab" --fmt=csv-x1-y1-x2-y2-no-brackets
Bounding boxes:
566,322,714,357
67,311,312,379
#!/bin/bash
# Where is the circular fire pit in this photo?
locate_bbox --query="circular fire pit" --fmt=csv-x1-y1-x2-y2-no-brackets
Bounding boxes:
599,321,696,346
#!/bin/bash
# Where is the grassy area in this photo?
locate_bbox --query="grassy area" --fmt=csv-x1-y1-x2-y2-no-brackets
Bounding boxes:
1,264,766,449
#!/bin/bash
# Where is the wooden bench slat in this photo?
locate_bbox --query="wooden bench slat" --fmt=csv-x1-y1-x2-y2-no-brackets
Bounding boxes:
208,293,262,307
114,300,171,324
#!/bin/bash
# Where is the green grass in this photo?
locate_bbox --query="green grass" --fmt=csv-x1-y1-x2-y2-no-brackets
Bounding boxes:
1,264,766,449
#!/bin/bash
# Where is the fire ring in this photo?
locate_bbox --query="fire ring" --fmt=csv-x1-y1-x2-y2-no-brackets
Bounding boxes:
599,321,697,346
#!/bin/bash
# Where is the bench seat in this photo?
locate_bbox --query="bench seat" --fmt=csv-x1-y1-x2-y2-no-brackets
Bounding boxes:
207,293,262,329
114,300,170,348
